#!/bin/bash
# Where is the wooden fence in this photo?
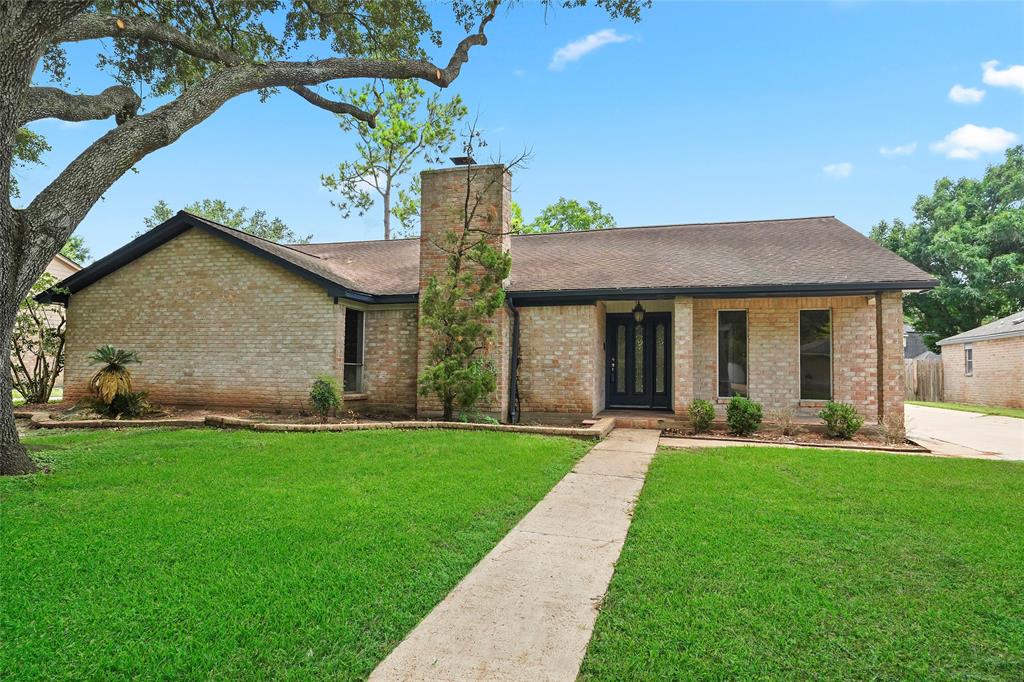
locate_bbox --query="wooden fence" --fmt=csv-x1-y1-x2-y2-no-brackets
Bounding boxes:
905,356,943,402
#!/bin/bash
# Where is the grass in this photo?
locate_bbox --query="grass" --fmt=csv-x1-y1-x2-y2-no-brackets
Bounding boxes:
0,428,590,680
908,400,1024,419
11,387,63,407
580,446,1024,681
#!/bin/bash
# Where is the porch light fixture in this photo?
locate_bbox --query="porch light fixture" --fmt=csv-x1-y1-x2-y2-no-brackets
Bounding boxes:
632,300,645,323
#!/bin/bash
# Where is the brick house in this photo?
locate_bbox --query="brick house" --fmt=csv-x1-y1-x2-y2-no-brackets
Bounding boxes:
46,163,936,424
937,311,1024,409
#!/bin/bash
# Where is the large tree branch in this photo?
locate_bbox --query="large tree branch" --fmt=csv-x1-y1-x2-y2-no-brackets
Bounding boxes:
21,85,141,126
51,0,498,87
15,9,497,293
289,86,375,126
54,11,244,66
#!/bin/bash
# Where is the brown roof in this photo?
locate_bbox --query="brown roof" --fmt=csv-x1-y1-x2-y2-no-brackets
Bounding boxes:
290,216,936,298
46,213,936,305
290,239,420,296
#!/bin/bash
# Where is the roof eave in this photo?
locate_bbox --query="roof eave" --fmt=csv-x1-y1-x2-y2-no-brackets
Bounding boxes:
36,213,406,306
937,330,1024,346
507,279,938,305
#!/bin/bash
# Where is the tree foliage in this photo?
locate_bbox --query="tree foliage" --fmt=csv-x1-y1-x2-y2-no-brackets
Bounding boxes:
9,128,51,201
321,80,467,239
871,145,1024,348
60,235,90,264
9,274,66,405
143,199,311,244
515,197,616,234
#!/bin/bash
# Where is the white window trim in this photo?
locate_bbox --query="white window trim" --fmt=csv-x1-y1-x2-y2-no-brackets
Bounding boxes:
798,308,833,401
964,345,973,377
716,308,749,399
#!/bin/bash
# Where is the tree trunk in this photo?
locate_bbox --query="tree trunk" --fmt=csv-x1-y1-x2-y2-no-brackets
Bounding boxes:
0,297,37,476
383,184,391,240
442,397,454,422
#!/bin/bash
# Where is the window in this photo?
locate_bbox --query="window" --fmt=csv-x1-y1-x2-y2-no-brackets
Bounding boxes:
344,308,365,392
964,345,973,376
718,310,748,397
799,309,831,400
654,321,666,394
634,323,645,393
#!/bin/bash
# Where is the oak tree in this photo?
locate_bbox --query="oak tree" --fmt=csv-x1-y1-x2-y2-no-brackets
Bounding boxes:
0,0,649,474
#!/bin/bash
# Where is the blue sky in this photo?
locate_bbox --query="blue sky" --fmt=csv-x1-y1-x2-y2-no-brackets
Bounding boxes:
18,1,1024,262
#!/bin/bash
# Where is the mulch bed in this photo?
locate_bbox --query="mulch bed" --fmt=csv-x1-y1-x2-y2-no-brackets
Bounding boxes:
661,427,924,452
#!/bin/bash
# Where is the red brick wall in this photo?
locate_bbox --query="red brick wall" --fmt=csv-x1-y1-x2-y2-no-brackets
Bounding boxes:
941,336,1023,408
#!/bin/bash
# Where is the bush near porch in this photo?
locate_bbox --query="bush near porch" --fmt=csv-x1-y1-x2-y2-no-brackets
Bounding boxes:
0,428,589,679
581,447,1024,680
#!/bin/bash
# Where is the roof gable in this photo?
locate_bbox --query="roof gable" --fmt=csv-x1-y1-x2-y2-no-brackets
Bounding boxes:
43,213,937,305
41,212,415,304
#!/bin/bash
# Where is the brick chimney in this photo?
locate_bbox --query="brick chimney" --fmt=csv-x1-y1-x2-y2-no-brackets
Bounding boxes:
417,163,512,419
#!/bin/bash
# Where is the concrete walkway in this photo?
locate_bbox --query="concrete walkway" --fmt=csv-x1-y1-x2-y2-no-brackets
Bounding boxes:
370,428,660,682
906,404,1024,461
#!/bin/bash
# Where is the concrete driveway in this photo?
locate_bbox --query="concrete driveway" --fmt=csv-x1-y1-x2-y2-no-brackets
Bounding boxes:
906,404,1024,461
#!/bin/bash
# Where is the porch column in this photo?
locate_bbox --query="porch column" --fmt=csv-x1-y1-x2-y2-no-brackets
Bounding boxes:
673,296,694,415
876,291,905,423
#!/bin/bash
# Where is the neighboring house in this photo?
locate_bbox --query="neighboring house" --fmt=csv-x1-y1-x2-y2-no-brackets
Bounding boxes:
46,252,82,281
937,311,1024,409
904,324,930,359
45,164,936,424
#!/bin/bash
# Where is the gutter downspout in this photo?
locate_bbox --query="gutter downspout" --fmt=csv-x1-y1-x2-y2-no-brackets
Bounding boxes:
507,298,521,424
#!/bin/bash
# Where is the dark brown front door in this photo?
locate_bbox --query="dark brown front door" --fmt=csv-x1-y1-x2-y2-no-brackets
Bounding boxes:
606,313,671,409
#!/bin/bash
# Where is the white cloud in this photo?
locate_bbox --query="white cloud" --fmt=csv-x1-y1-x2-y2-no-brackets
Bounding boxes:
549,29,631,71
948,84,985,104
930,124,1019,159
982,60,1024,91
823,162,853,178
60,120,91,129
880,142,917,156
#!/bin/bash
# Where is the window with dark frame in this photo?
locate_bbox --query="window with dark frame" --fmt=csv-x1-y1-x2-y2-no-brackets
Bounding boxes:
799,309,832,400
344,308,365,392
964,346,973,376
718,310,748,398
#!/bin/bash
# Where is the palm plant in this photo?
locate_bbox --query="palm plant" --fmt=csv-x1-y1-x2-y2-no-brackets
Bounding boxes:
88,345,141,405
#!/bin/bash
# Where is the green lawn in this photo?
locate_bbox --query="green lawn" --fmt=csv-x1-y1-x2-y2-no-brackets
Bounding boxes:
908,400,1024,419
581,447,1024,681
0,428,589,680
11,387,63,407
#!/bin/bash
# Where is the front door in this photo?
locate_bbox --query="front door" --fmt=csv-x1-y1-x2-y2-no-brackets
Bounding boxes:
606,313,671,409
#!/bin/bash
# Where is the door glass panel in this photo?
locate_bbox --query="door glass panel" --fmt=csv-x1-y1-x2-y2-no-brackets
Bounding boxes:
655,323,666,394
616,324,626,393
634,325,644,393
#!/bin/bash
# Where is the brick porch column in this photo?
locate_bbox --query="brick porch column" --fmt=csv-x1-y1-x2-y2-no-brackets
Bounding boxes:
876,291,905,423
673,296,695,415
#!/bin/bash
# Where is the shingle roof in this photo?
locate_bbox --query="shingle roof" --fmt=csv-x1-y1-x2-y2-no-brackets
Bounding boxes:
288,216,936,298
289,239,420,296
45,213,937,305
937,310,1024,346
